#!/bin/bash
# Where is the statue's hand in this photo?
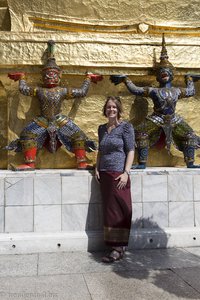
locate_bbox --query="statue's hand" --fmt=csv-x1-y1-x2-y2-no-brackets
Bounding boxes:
186,74,200,82
86,73,103,84
110,75,127,85
8,72,26,81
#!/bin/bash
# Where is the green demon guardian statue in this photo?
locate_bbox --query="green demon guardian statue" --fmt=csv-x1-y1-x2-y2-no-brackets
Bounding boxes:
7,40,103,171
110,34,200,169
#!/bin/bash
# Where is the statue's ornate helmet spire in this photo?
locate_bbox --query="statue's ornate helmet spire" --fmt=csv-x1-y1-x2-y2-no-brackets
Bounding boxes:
156,34,174,70
42,40,61,73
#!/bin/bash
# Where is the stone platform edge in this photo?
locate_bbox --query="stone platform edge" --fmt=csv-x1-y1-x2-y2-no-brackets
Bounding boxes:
0,228,199,255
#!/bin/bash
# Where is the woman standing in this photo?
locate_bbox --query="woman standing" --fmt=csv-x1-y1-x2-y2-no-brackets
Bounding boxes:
95,96,135,263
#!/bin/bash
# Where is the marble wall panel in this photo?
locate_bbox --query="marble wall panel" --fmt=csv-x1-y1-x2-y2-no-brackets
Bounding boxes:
62,204,88,231
5,206,33,232
194,202,200,227
169,202,194,227
34,176,61,205
168,175,193,202
193,175,200,201
0,207,4,233
132,203,143,228
5,177,33,206
143,175,168,202
34,205,61,232
143,202,168,228
62,176,89,204
131,174,142,203
0,179,4,206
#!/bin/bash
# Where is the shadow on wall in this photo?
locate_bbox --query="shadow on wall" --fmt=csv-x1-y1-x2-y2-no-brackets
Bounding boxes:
129,95,149,127
85,175,104,252
130,217,168,249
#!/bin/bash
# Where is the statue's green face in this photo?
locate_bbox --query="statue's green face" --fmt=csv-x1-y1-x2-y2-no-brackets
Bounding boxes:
42,69,61,88
156,67,174,84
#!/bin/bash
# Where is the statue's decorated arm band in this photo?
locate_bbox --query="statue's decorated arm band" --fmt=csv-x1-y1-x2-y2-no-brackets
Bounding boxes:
19,80,35,96
124,77,149,97
67,78,91,98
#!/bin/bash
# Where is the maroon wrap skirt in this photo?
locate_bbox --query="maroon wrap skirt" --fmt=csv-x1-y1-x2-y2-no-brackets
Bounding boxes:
99,171,132,247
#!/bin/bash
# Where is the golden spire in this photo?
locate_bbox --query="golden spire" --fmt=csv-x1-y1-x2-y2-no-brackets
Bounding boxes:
156,34,174,70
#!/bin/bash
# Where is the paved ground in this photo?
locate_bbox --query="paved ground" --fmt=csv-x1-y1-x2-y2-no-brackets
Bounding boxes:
0,247,200,299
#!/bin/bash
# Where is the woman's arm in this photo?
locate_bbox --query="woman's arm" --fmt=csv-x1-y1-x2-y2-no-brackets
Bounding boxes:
95,151,101,182
124,150,135,174
115,150,134,190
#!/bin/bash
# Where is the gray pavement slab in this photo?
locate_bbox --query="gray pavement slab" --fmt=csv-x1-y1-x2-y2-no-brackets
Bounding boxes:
38,251,113,276
173,267,200,295
84,269,200,300
0,247,199,299
0,254,38,277
0,274,92,300
38,248,200,277
110,248,200,271
184,247,200,257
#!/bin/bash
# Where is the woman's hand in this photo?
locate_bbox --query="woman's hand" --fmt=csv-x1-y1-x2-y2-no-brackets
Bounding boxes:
115,172,128,189
95,169,100,183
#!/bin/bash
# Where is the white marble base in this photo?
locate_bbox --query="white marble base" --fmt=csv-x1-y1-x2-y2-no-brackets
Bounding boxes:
0,168,200,254
0,227,199,254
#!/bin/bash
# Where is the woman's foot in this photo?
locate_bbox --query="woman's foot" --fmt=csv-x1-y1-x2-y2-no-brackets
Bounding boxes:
102,247,125,263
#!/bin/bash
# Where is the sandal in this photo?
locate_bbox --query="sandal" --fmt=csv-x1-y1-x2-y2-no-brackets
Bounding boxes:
102,247,125,263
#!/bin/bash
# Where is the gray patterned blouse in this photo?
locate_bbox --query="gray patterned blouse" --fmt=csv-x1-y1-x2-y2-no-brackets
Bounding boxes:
98,121,135,172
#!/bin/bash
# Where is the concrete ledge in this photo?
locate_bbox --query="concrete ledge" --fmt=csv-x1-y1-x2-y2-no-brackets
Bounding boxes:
0,231,104,254
0,227,199,255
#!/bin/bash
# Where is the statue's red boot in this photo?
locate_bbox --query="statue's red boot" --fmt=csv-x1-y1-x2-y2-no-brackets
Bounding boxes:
10,147,37,171
10,162,35,171
74,148,94,170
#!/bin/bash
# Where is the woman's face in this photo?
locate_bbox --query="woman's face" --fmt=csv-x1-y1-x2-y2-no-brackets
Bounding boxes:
105,99,118,119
